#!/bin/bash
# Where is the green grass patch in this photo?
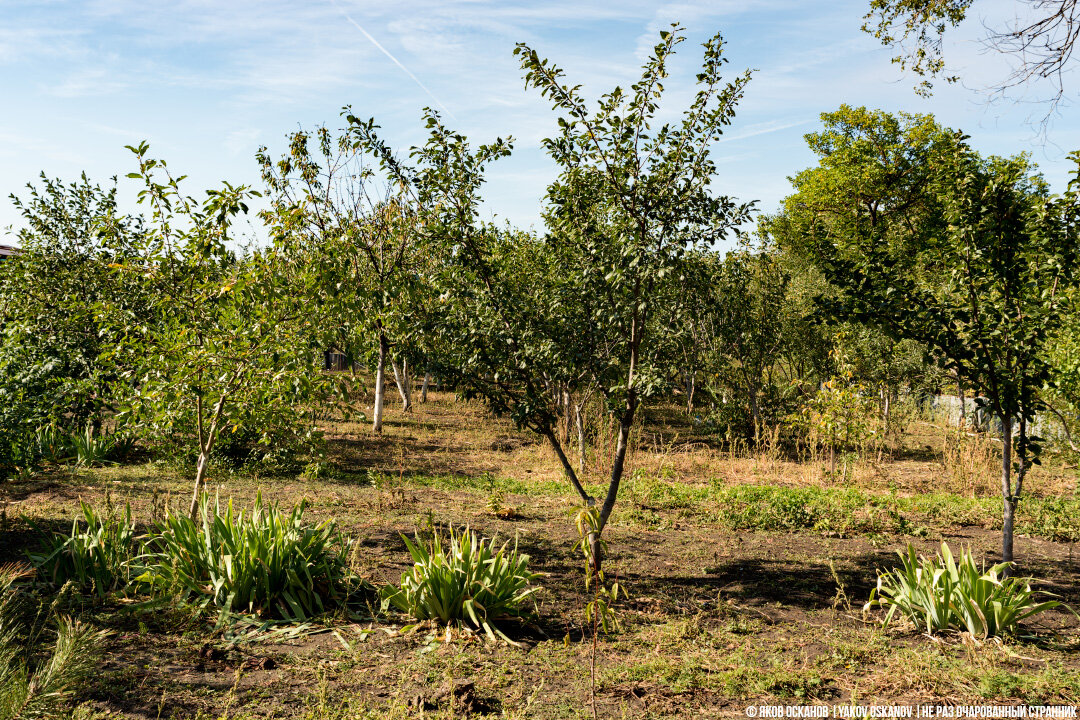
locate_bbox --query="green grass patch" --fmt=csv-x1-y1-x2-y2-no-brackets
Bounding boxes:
600,655,829,700
704,482,1079,541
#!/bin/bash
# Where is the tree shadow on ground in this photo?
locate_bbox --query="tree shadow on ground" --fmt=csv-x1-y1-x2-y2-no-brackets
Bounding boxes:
623,551,896,615
623,549,1080,612
327,433,504,480
0,516,68,564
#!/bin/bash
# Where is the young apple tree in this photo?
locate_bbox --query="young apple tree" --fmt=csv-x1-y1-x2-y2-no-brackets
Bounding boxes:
258,128,430,432
514,26,753,567
354,25,753,570
108,143,334,518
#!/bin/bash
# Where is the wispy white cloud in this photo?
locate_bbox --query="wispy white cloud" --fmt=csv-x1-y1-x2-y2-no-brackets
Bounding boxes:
329,1,454,119
225,127,261,157
717,118,814,143
0,0,1076,239
48,66,128,97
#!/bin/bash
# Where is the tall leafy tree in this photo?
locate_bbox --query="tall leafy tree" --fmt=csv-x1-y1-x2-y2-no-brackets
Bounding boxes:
109,144,332,518
516,26,753,568
355,26,753,569
699,243,790,437
258,128,429,432
921,145,1080,564
0,174,148,436
771,108,1080,564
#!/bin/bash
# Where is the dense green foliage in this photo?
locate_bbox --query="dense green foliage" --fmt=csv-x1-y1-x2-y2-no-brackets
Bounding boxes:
767,105,1080,562
0,175,149,479
107,144,338,516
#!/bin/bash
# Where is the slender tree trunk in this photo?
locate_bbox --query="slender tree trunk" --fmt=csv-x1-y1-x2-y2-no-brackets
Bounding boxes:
189,421,222,520
189,383,234,519
1001,414,1015,565
957,377,967,428
542,425,592,506
420,371,430,403
685,371,695,415
373,334,388,433
882,384,892,437
392,357,412,412
747,384,762,444
575,400,587,478
558,386,572,444
592,400,637,573
190,449,211,520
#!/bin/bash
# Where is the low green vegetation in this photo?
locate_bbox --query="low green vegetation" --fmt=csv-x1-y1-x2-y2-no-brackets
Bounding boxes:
141,493,357,624
380,527,539,643
0,564,107,720
29,501,139,598
621,476,1080,541
29,495,359,625
865,542,1064,637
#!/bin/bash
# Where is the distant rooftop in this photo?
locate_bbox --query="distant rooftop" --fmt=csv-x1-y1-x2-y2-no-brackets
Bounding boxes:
0,245,19,259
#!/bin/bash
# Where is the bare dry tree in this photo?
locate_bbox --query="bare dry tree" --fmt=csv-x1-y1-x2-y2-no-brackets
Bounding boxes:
863,0,1079,127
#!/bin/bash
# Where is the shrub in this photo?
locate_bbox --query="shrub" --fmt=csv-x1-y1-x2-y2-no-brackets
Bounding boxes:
28,501,139,598
381,526,539,643
0,427,41,482
865,542,1063,637
713,485,822,531
0,563,108,719
139,493,353,624
155,424,324,475
1018,496,1080,542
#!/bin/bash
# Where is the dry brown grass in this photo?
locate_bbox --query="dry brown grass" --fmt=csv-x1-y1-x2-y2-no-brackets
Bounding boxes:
318,388,1076,505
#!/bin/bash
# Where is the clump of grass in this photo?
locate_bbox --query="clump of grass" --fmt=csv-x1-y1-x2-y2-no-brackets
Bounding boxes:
0,563,108,719
380,526,539,643
28,501,139,598
940,424,1000,497
139,493,354,625
865,542,1063,638
69,425,131,467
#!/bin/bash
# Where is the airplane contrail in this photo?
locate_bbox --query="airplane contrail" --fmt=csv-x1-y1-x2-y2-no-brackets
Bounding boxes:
327,0,455,120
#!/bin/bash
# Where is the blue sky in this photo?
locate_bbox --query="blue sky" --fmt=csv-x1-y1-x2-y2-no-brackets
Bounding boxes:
1,0,1077,245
